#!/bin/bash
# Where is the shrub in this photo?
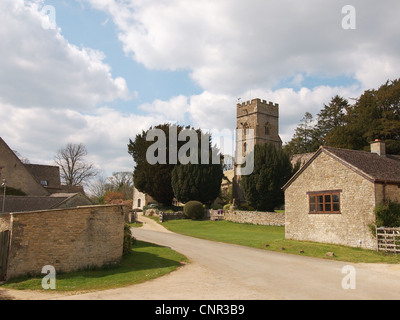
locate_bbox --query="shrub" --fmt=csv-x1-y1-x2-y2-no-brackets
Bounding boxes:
239,202,255,211
184,201,205,220
223,203,232,211
104,191,125,204
0,186,26,196
210,202,223,210
375,201,400,227
123,223,135,256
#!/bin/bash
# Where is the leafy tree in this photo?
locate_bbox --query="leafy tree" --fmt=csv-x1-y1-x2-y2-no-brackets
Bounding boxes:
315,95,350,147
128,124,185,205
128,124,222,206
284,112,318,155
241,143,293,211
284,78,400,155
171,131,223,205
172,162,223,205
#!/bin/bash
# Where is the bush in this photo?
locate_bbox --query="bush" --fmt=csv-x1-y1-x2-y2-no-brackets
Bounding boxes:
104,191,125,204
223,203,232,211
210,202,223,210
375,201,400,227
0,186,26,196
239,202,255,211
123,223,135,256
184,201,205,220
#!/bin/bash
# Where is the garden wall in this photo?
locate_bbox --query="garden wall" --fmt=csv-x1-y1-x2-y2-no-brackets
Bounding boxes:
5,205,125,280
224,211,285,226
160,211,186,222
0,214,10,232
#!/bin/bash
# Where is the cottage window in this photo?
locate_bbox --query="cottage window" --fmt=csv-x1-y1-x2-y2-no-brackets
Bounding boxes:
308,191,341,214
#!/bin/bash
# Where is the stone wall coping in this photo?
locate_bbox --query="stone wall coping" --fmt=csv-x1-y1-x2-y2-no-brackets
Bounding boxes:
8,204,125,217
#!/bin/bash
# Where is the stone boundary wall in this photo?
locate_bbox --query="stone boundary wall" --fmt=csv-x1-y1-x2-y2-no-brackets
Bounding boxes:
224,211,285,226
0,214,10,232
5,205,125,280
160,211,186,222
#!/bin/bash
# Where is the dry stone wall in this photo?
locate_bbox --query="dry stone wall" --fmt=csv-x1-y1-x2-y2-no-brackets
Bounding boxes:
5,205,125,280
0,214,9,232
224,211,285,226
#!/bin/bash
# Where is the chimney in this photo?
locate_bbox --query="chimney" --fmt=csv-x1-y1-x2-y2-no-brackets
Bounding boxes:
370,139,386,157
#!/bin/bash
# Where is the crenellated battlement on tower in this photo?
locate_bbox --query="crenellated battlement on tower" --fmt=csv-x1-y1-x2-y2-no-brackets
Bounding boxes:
237,98,279,118
237,98,279,108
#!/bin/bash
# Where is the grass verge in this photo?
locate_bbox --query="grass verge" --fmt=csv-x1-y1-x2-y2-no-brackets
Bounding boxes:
1,241,188,292
161,219,400,264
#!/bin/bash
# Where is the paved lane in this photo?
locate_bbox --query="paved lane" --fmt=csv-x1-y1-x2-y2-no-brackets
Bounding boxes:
62,224,400,300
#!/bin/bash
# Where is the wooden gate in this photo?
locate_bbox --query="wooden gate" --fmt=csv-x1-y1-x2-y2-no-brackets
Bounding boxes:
376,227,400,254
0,230,10,281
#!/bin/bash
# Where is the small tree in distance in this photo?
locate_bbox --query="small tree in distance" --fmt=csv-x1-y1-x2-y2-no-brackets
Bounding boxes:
55,143,98,186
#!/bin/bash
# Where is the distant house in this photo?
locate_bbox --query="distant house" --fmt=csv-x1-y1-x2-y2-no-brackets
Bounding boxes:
0,137,92,213
132,187,156,210
283,140,400,250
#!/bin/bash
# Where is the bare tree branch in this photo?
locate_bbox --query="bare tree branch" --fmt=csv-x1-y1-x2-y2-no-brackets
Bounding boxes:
55,143,99,186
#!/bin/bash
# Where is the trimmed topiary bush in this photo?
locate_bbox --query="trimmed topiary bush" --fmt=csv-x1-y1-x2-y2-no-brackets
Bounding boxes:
184,201,205,220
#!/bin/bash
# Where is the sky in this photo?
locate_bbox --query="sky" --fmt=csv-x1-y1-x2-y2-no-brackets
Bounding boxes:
1,0,399,180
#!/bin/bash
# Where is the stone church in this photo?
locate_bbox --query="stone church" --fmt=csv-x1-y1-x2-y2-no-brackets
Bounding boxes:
232,98,283,205
132,97,283,209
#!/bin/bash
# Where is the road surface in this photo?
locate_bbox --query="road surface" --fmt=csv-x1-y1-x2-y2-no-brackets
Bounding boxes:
60,215,400,300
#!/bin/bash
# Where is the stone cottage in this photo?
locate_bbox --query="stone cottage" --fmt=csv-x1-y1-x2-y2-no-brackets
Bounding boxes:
283,140,400,250
0,137,92,212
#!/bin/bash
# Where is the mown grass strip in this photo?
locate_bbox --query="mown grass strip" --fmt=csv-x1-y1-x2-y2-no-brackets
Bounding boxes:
1,241,188,292
161,219,400,264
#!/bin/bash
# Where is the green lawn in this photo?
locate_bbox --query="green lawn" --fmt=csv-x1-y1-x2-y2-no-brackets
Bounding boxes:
1,241,188,292
161,219,400,264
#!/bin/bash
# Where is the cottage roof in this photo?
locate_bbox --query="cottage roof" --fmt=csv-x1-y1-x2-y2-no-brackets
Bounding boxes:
283,146,400,190
0,192,93,214
24,164,61,189
0,195,69,213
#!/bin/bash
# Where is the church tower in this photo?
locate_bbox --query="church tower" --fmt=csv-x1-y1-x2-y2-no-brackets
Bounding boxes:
233,98,282,205
236,98,282,151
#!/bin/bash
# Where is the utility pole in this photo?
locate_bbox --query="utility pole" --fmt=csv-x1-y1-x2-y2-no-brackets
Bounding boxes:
1,179,6,213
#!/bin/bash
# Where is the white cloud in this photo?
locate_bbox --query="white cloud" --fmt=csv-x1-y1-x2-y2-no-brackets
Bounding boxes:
138,95,189,123
2,0,400,180
0,0,130,111
0,103,163,175
85,0,400,94
0,0,137,177
84,0,399,147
